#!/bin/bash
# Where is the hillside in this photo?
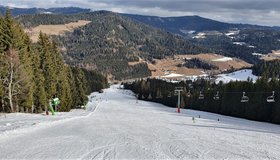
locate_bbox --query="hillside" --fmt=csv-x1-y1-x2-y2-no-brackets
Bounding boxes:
4,7,280,65
122,14,273,36
123,14,280,64
25,20,91,42
17,11,208,80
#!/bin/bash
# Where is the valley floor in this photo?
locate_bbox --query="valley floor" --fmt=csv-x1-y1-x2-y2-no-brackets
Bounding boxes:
0,85,280,159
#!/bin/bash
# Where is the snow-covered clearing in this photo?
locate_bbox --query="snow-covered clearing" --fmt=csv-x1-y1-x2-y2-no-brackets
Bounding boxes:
212,57,233,62
1,85,280,159
215,69,258,84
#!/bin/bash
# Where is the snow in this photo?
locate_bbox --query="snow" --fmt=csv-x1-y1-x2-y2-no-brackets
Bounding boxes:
161,73,184,78
252,52,263,56
215,69,258,84
1,85,280,159
42,11,53,14
193,32,206,39
212,57,233,62
233,42,246,45
0,92,100,135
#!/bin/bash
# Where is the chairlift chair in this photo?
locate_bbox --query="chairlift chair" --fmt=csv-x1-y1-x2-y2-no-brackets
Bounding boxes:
213,91,220,100
267,91,275,103
198,91,204,100
240,92,249,103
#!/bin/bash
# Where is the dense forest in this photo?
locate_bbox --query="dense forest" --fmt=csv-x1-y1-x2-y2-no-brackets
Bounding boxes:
191,28,280,64
0,10,107,113
252,60,280,77
122,14,280,65
124,75,280,124
16,11,209,80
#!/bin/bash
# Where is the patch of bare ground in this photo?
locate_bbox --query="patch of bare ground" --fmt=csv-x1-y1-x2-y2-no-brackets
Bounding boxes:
145,53,252,77
261,50,280,61
25,20,91,42
176,53,252,71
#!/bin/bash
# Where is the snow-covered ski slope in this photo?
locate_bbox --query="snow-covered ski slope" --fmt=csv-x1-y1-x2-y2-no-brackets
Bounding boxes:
1,85,280,159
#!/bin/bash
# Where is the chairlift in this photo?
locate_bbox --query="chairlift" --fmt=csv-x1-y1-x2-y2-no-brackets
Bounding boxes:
213,91,220,100
267,91,275,103
240,92,249,103
198,91,204,100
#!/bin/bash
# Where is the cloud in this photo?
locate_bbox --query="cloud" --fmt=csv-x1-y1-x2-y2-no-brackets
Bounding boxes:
1,0,280,26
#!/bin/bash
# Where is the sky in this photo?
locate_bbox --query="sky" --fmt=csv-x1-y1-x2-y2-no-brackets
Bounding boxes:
1,0,280,26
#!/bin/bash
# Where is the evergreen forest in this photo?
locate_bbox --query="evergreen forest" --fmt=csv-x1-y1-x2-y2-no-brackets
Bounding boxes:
0,10,107,113
124,75,280,124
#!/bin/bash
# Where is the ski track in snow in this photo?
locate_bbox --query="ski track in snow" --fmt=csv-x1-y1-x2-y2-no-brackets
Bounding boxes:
1,85,280,159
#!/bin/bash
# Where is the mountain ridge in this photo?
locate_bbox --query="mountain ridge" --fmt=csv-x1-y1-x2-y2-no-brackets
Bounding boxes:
0,6,91,16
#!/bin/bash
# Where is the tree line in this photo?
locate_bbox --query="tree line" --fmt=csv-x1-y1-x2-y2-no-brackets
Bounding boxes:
0,10,107,113
252,60,280,78
124,74,280,124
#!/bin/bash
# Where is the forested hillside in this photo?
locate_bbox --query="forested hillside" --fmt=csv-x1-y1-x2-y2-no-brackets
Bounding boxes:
122,14,276,35
191,29,280,64
16,11,209,80
123,14,280,64
125,77,280,124
252,60,280,77
0,10,107,113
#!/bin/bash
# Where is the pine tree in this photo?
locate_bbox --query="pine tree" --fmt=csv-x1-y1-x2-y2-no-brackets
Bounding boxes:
37,32,57,99
72,67,88,106
32,50,47,112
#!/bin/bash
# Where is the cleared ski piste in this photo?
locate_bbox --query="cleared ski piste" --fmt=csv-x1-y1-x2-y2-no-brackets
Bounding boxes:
1,85,280,159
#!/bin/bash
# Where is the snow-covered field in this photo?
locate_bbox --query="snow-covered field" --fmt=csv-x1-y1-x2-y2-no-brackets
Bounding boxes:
215,69,258,84
1,85,280,159
211,57,233,62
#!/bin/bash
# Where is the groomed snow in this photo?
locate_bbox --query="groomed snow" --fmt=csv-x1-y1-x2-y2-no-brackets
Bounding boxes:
0,85,280,159
215,69,258,84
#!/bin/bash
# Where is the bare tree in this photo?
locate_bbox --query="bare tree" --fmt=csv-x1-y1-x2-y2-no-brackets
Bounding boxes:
0,49,29,112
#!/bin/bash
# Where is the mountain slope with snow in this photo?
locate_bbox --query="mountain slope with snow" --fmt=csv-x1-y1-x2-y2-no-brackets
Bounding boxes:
0,85,279,159
215,69,258,84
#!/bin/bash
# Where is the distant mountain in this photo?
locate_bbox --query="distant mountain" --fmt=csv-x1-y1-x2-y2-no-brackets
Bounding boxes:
5,6,280,68
122,14,280,64
16,11,208,80
122,14,278,36
0,6,90,16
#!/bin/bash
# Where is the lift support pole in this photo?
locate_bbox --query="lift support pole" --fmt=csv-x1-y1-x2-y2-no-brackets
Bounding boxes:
175,87,183,113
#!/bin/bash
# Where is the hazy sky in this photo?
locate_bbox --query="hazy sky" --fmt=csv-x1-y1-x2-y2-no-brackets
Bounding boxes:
1,0,280,26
